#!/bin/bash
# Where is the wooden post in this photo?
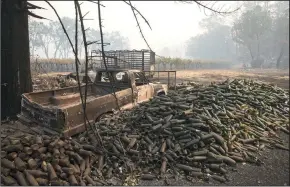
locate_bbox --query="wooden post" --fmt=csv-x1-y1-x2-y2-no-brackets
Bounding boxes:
174,71,177,90
114,57,117,67
167,71,170,88
158,71,160,82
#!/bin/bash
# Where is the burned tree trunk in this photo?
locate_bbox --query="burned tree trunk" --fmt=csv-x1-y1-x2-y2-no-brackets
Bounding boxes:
1,0,20,119
1,0,32,119
276,44,285,69
18,0,33,94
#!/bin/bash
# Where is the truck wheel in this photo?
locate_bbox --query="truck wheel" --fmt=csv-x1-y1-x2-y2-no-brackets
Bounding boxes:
157,91,165,96
95,112,113,122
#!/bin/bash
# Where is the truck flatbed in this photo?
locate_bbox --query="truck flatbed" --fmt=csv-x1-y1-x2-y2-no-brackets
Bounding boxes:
19,69,168,137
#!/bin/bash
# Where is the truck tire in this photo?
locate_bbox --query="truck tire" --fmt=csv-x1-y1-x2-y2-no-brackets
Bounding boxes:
157,90,165,96
95,112,113,122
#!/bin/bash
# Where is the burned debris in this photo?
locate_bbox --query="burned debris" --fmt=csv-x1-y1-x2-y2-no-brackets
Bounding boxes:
1,78,289,185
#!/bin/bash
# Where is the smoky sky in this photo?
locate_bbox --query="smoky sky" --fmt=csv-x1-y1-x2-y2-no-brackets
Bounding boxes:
29,1,238,58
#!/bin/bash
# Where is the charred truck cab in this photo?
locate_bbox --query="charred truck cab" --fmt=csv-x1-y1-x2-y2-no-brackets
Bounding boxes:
19,69,168,137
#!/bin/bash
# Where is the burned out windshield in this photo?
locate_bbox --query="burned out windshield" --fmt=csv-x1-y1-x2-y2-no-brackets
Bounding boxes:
97,71,129,83
100,72,109,82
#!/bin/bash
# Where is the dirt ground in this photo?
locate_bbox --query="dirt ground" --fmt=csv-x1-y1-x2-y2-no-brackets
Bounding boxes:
152,69,289,90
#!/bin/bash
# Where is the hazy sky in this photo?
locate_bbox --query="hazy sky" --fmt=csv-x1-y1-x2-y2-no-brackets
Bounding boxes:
29,1,237,57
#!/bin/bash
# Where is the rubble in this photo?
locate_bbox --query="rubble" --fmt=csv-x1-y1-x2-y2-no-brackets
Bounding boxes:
32,74,78,92
1,79,289,185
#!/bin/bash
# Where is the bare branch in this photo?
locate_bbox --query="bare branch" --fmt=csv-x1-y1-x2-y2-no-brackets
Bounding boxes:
74,2,79,81
203,3,208,16
96,42,110,46
28,11,51,20
75,1,90,116
210,1,218,9
123,1,152,30
75,1,106,147
128,0,152,51
73,2,83,128
27,2,47,10
193,1,240,14
82,11,90,19
86,0,106,7
74,0,95,134
196,1,202,12
44,0,81,65
179,1,240,15
87,40,100,45
97,0,121,111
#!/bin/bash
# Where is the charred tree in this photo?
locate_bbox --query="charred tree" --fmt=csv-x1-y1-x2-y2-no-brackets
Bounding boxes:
18,0,33,94
1,0,20,119
276,43,285,69
1,0,32,119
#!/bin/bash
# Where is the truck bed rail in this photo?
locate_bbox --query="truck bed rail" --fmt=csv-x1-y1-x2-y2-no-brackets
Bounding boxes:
143,70,177,90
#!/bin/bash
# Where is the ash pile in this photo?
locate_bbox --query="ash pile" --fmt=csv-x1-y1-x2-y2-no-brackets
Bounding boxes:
32,74,77,92
1,79,289,186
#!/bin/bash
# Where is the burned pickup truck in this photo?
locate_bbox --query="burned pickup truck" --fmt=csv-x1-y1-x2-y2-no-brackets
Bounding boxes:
19,69,168,137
